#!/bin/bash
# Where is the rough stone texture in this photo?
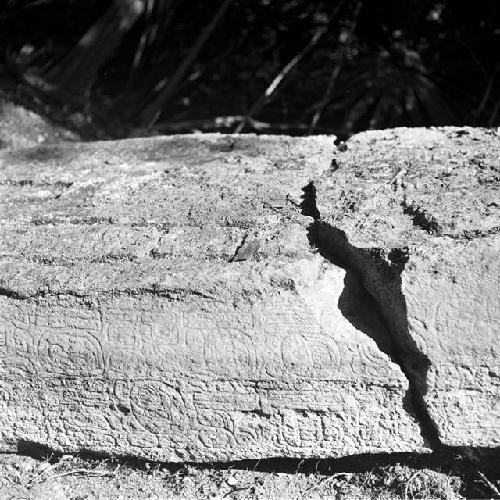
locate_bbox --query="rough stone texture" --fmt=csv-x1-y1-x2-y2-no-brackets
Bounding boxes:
314,127,500,448
0,134,427,462
0,98,78,151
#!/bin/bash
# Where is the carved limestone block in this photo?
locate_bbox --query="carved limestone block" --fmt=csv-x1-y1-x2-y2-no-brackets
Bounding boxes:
0,134,428,461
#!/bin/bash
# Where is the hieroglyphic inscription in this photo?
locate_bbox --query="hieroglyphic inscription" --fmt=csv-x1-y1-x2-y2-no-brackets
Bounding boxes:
0,294,395,382
130,380,187,435
38,329,104,376
0,292,412,459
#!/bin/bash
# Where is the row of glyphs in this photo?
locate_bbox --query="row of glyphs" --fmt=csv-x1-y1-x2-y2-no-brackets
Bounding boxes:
119,299,395,379
0,300,395,380
0,375,404,454
5,326,393,380
123,379,404,451
39,329,105,376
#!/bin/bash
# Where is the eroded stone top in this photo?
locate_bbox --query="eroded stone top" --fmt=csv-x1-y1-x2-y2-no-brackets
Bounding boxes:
0,134,334,297
317,127,499,249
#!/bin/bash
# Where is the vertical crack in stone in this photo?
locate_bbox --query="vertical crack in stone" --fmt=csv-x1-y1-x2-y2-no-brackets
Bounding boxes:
229,233,249,262
300,182,442,450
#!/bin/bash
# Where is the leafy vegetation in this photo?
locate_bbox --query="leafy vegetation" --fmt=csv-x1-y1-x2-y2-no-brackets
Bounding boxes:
0,0,498,138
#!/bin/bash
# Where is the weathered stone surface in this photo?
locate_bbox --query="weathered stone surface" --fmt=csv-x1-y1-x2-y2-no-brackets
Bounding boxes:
0,98,78,151
0,135,427,461
314,127,500,448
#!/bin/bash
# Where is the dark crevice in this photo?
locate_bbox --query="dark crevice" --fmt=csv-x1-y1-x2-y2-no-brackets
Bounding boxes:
229,233,248,262
230,234,261,262
30,216,116,226
444,226,500,240
401,197,441,235
0,286,22,299
337,270,398,364
149,249,171,260
0,179,73,188
90,253,140,263
300,181,321,220
0,286,217,301
2,250,236,265
299,182,441,450
401,195,498,241
311,222,440,450
334,137,349,149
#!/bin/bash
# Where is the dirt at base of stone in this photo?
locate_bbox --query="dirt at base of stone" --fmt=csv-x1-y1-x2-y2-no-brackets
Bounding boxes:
0,452,472,500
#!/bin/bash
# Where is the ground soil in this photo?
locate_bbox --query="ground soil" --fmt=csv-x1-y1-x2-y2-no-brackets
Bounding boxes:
0,451,470,500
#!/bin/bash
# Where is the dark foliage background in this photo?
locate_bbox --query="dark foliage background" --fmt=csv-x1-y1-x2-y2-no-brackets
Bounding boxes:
0,0,498,138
